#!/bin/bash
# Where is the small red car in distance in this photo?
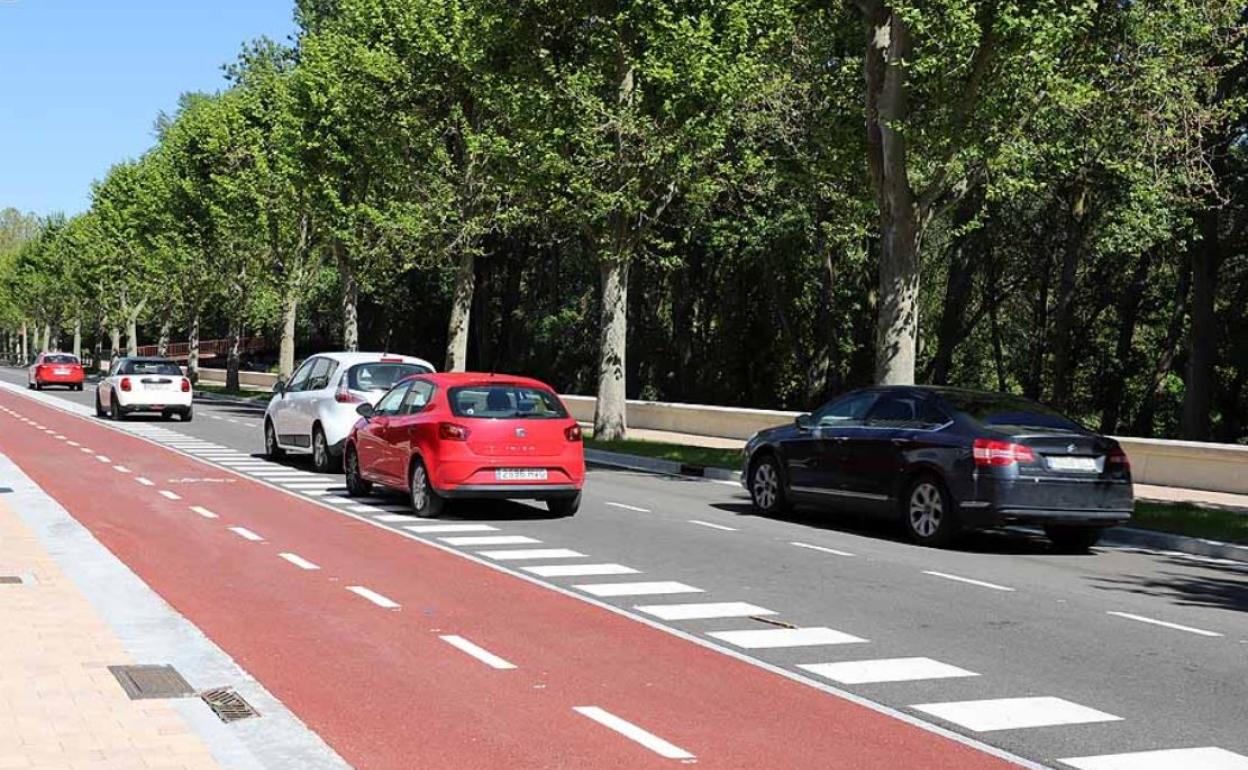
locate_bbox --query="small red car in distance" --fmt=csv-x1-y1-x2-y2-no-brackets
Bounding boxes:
345,372,586,517
27,353,85,391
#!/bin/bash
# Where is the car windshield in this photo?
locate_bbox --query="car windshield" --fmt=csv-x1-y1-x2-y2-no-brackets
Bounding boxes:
449,385,567,419
44,354,77,364
940,391,1083,432
347,362,431,392
121,360,182,376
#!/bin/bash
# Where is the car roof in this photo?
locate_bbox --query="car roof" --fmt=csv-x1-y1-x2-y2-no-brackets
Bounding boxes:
302,351,436,370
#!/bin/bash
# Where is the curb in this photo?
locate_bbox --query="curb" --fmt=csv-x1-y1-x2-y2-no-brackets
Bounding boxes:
585,449,1248,564
193,391,270,410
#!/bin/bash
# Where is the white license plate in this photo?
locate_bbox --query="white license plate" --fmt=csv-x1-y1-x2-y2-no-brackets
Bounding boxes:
495,468,548,481
146,382,172,390
53,368,69,375
1046,456,1098,472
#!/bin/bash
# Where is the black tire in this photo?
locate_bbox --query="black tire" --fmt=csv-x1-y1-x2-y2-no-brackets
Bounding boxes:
748,453,788,515
344,445,373,497
181,408,194,423
26,381,33,390
109,392,123,422
264,420,285,459
408,459,445,518
75,384,83,392
1046,525,1104,553
161,411,174,422
311,426,336,473
547,492,581,517
33,381,41,391
95,392,106,418
902,474,958,548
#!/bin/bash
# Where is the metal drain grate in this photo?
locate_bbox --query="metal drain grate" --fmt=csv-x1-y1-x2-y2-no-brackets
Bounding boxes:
108,665,195,700
0,576,23,585
201,687,260,722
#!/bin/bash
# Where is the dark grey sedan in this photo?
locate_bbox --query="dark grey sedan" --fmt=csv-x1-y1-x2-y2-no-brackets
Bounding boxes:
741,386,1133,550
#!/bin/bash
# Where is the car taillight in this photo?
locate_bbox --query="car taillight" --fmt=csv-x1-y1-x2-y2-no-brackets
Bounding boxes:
565,424,583,442
973,438,1035,466
120,377,132,392
1107,446,1130,471
181,378,191,393
439,422,470,441
335,383,364,403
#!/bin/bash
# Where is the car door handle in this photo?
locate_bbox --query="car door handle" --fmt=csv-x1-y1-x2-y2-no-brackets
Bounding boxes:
891,438,913,447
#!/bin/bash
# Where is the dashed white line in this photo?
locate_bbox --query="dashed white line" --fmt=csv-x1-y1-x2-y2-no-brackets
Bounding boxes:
190,506,219,519
524,563,640,578
346,585,400,609
635,602,775,621
605,502,651,513
1106,611,1222,637
439,635,517,670
800,657,978,685
158,490,181,501
113,465,131,473
135,477,155,486
688,519,737,532
405,524,499,533
576,581,704,598
912,696,1121,732
709,627,868,649
922,571,1015,592
479,548,585,561
79,447,94,454
1060,747,1248,770
278,552,320,571
53,434,66,440
66,440,80,447
790,541,855,557
441,535,541,546
95,455,111,463
572,706,694,761
228,526,264,542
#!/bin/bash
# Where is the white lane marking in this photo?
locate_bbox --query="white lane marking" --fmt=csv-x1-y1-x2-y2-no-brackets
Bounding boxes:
369,514,416,523
278,552,320,571
708,627,868,649
606,502,651,513
229,526,264,542
95,455,111,463
922,571,1015,592
572,706,694,761
209,414,224,420
299,490,330,497
250,471,318,478
576,581,703,598
135,477,155,486
635,602,775,621
43,428,55,434
912,697,1122,732
442,535,540,546
113,465,131,473
439,635,517,670
688,519,737,531
800,657,978,685
524,563,640,578
346,585,400,609
791,541,856,557
283,482,343,490
1060,747,1248,770
158,490,181,500
66,440,80,447
405,524,499,533
53,434,66,439
479,548,584,561
79,447,94,454
1106,611,1222,637
190,506,219,519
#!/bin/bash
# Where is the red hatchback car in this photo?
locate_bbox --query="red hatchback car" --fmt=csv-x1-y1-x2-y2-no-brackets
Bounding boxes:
28,353,85,391
344,372,586,517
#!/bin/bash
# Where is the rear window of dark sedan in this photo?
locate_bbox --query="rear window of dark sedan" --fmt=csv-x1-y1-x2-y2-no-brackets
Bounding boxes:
449,385,568,419
939,392,1083,432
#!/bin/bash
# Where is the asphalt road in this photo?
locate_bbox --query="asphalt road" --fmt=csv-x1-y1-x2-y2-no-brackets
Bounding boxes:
4,366,1247,770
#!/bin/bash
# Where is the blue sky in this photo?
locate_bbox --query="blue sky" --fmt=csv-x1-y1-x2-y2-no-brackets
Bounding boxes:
0,1,296,217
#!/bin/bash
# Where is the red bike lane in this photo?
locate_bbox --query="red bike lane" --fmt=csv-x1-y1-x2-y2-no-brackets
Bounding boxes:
0,390,1025,770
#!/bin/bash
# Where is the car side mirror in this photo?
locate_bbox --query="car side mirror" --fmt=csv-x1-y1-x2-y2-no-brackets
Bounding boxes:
795,413,813,431
272,376,286,394
356,403,375,419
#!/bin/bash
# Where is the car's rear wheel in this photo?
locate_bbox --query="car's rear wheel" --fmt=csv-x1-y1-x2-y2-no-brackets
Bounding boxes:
345,445,372,497
547,493,581,517
181,408,194,423
1046,525,1104,553
903,475,957,547
109,393,123,422
749,454,787,514
409,459,445,518
311,426,335,473
264,420,284,459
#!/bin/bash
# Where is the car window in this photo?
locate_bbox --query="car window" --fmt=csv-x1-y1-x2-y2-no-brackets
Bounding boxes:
44,354,78,365
121,360,182,376
813,392,875,428
286,359,316,393
939,391,1083,432
374,382,412,416
448,385,567,419
865,394,949,429
306,358,337,392
348,362,431,393
402,380,435,415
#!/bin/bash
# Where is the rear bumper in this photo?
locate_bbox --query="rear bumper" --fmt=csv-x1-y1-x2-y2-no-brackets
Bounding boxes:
958,503,1132,528
36,374,84,384
957,475,1133,529
118,403,192,415
438,484,581,501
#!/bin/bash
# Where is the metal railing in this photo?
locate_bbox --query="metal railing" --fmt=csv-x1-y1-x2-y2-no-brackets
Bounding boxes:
135,337,266,360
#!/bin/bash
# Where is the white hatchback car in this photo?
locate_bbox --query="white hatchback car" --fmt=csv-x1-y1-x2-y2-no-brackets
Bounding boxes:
95,357,194,422
264,352,435,472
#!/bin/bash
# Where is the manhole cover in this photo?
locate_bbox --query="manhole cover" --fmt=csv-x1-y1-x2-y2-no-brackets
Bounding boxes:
108,665,195,700
0,576,23,585
201,687,260,722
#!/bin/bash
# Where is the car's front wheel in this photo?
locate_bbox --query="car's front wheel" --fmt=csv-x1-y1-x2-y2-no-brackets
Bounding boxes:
903,475,958,547
409,459,445,518
264,420,284,459
547,493,581,517
1046,525,1104,553
345,445,373,497
749,454,787,514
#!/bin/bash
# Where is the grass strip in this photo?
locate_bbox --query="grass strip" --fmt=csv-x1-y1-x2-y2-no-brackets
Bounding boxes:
584,436,741,470
1129,501,1248,545
194,383,271,403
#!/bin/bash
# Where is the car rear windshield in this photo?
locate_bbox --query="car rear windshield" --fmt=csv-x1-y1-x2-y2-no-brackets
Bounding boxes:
122,360,182,376
347,362,431,392
940,392,1083,432
449,385,567,419
43,354,78,364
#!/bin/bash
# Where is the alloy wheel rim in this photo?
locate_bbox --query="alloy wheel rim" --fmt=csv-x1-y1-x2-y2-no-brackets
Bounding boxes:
266,425,276,454
411,466,428,510
347,451,359,487
314,433,326,467
753,463,778,510
909,482,943,537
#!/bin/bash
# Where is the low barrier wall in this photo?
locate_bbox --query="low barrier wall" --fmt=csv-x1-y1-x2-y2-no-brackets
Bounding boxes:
195,368,1248,495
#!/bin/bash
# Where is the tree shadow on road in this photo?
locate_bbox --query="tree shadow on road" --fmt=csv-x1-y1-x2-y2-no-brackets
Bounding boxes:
1087,556,1248,613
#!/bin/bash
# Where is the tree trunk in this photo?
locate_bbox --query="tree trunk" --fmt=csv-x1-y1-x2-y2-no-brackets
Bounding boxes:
18,322,26,362
226,322,241,392
92,317,104,372
41,324,50,353
1132,257,1192,436
1024,254,1053,401
126,313,139,357
279,289,299,377
187,313,201,383
109,327,121,360
928,192,983,385
336,240,359,352
1050,183,1090,411
594,259,629,440
1180,208,1221,440
444,250,475,372
72,318,82,359
1098,252,1152,434
156,318,171,357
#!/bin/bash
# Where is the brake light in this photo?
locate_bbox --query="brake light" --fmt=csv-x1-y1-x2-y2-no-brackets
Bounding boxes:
439,422,470,441
565,424,583,442
1107,446,1130,471
181,378,191,393
335,382,363,403
380,356,403,363
973,439,1035,466
120,377,132,392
